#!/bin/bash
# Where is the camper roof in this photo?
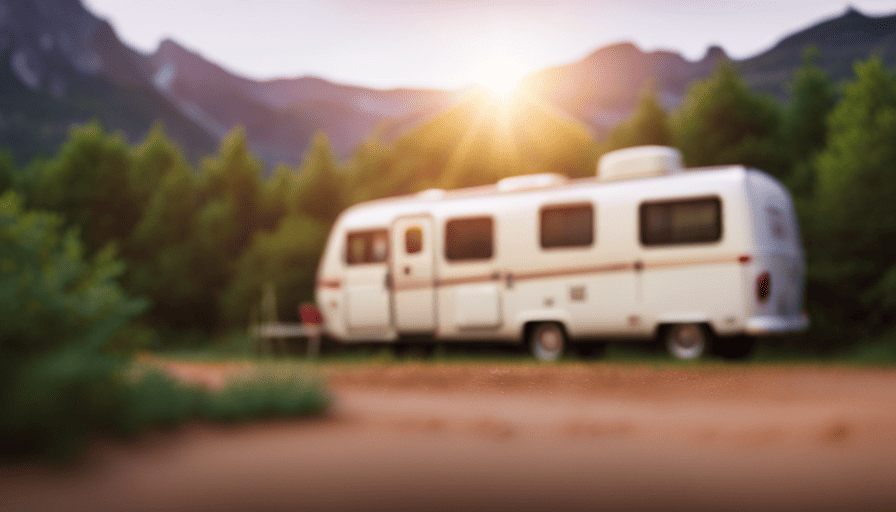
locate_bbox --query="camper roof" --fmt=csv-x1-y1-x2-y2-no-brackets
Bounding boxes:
337,164,750,230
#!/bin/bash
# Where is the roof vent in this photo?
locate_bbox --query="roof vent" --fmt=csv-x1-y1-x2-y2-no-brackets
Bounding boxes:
497,173,567,193
597,146,683,182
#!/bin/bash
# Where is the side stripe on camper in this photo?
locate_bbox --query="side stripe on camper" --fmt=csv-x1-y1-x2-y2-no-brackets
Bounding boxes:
317,254,750,291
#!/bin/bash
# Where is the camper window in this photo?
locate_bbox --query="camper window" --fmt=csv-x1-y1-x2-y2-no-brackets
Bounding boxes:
445,217,493,261
346,229,389,264
405,226,423,254
768,207,786,240
540,203,594,249
640,197,722,246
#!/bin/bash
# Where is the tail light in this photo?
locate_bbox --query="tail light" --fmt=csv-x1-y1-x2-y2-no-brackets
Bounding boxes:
757,272,771,302
299,303,322,324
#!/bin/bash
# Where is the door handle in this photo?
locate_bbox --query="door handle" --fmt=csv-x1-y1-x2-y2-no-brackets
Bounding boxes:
384,272,392,289
403,266,411,276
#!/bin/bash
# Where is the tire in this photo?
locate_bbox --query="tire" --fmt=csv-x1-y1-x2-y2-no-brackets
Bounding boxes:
529,323,566,362
664,323,709,360
713,335,755,360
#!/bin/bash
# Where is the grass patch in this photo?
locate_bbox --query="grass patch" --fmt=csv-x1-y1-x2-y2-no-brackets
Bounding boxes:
841,327,896,365
118,359,331,435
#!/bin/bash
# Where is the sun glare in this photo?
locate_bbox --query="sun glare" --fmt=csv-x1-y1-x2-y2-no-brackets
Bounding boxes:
474,51,527,99
478,72,521,98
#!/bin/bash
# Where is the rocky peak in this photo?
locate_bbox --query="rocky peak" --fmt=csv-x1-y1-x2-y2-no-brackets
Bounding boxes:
700,45,729,65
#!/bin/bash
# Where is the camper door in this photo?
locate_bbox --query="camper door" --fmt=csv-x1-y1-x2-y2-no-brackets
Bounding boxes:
344,228,392,333
390,215,437,333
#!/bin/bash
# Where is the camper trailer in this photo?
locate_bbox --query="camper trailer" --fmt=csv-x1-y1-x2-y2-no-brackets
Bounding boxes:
314,146,808,361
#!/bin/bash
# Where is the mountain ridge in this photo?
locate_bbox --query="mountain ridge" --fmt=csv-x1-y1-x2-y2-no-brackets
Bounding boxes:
2,1,895,168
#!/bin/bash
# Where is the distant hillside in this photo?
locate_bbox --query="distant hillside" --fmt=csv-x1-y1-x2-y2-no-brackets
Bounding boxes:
738,7,896,97
519,7,896,138
2,1,895,169
519,43,728,137
0,0,216,165
360,87,597,196
0,0,454,168
147,39,455,165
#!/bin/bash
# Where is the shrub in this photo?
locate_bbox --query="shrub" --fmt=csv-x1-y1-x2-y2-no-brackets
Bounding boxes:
0,190,147,458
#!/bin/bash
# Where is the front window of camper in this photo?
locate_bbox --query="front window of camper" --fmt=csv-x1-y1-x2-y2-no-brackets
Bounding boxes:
445,217,493,261
346,229,389,264
540,203,594,249
640,197,722,246
768,207,787,240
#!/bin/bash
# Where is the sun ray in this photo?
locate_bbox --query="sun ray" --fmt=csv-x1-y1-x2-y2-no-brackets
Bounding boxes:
442,93,492,187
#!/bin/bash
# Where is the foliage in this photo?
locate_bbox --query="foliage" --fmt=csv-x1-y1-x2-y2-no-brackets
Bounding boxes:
295,133,349,223
196,128,266,261
112,368,330,436
812,57,896,331
842,326,896,365
5,56,896,360
783,48,838,197
369,89,597,196
343,137,400,204
599,88,673,156
0,148,17,193
27,122,139,255
0,190,147,458
129,123,193,217
220,215,329,326
673,64,787,176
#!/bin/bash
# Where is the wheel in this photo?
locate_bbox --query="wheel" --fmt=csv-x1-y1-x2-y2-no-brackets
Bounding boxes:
529,323,566,362
713,335,755,360
664,323,709,360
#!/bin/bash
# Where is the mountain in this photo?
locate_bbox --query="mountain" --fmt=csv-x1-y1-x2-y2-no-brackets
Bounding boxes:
519,7,896,137
147,39,455,164
519,43,728,136
0,0,217,165
738,7,896,97
2,2,896,168
0,0,455,168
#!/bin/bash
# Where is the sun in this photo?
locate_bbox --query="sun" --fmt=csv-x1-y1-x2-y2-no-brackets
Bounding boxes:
478,71,521,98
473,50,527,99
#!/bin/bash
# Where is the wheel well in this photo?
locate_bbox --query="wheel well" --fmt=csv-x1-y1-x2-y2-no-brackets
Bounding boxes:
523,321,567,343
656,322,716,342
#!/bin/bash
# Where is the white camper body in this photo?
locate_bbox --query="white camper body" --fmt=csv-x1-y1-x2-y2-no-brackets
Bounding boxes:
315,146,808,360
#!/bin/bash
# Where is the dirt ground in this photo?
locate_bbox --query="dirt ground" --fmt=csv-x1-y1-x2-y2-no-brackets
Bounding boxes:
3,359,896,511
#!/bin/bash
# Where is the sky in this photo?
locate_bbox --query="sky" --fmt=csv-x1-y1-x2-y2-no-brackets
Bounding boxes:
82,0,896,90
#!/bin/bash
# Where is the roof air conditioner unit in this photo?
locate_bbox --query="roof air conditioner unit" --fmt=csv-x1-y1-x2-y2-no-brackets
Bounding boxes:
497,173,567,193
597,146,683,182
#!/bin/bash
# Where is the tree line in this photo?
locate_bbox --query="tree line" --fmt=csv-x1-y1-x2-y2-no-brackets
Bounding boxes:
2,52,895,356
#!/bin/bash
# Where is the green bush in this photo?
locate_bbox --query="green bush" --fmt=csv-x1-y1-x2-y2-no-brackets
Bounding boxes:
0,190,147,458
111,367,330,436
0,193,329,460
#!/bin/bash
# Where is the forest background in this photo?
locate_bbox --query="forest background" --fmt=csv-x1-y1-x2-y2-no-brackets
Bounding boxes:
3,53,896,360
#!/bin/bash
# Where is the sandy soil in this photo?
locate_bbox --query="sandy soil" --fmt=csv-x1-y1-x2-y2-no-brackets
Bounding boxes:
2,360,896,511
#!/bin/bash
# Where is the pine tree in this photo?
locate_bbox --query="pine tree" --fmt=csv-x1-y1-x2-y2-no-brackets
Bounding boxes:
673,64,785,176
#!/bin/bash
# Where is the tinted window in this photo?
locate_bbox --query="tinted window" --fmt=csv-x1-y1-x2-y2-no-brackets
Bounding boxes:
346,229,389,264
541,203,594,249
640,197,721,246
767,207,786,240
445,217,493,261
405,226,423,254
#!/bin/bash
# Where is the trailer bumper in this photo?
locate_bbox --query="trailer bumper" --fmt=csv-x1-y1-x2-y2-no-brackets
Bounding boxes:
744,313,809,335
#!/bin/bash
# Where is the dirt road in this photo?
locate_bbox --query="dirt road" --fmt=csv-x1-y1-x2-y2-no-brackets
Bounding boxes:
3,361,896,511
